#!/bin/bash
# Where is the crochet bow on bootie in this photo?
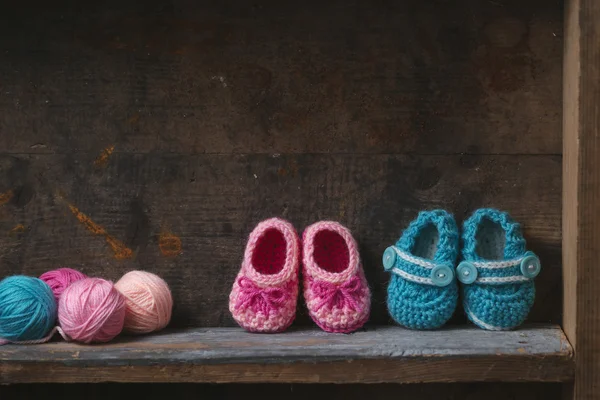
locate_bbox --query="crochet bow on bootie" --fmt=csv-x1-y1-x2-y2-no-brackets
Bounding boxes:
302,221,371,333
312,276,361,312
228,217,300,333
234,277,289,316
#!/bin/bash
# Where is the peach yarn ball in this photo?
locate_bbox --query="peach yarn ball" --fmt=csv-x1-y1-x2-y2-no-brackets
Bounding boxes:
59,278,125,343
115,271,173,334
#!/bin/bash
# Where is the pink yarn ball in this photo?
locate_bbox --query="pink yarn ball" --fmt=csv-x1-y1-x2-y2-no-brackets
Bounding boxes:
39,268,87,301
59,278,125,343
115,271,173,334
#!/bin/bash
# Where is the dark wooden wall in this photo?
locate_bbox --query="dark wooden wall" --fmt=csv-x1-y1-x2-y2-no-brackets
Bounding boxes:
0,0,563,397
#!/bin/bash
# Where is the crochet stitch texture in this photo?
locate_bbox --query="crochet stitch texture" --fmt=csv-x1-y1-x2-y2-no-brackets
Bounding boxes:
461,208,536,330
303,221,371,333
385,210,459,330
229,218,300,333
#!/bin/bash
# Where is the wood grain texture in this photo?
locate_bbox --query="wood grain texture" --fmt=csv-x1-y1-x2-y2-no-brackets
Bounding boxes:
0,383,567,400
0,0,562,155
562,0,600,398
0,0,566,395
0,154,561,326
563,0,580,350
0,325,574,383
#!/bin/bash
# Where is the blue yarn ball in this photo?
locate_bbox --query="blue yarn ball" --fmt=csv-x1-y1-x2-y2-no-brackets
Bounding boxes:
0,276,57,341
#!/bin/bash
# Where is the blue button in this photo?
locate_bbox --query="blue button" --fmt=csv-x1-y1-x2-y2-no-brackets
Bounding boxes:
456,261,478,284
431,265,454,287
520,251,541,278
383,247,397,271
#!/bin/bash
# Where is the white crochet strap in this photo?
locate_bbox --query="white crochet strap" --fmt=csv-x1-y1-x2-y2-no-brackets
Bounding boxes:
476,276,530,284
389,247,452,286
392,247,438,269
471,256,524,269
471,255,531,284
391,267,435,286
466,306,514,331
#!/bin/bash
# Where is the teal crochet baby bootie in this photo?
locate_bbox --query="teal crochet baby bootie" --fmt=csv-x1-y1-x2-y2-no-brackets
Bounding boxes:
459,209,541,330
382,210,459,329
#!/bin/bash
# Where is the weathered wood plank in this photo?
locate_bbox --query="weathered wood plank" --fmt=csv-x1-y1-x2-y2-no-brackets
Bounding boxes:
562,0,600,399
0,325,572,363
0,382,567,400
0,0,562,155
0,325,574,383
0,154,561,327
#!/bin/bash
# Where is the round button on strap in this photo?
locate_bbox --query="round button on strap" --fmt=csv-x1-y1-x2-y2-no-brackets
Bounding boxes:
520,251,541,279
431,265,454,287
456,261,478,284
382,247,397,271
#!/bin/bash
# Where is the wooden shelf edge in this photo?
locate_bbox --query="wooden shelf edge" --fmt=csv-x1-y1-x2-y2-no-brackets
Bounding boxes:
0,324,574,384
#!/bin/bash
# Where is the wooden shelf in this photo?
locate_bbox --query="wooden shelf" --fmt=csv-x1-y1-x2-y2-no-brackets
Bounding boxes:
0,324,573,384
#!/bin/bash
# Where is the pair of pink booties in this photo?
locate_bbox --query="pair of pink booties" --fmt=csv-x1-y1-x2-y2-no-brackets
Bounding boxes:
229,218,371,333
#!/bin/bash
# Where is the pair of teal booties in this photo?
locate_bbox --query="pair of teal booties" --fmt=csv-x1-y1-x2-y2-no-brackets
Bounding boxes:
382,209,541,330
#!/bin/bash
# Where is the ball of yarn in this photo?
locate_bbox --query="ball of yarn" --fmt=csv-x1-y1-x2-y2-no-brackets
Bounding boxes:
40,268,87,301
0,276,57,341
115,271,173,334
59,278,125,343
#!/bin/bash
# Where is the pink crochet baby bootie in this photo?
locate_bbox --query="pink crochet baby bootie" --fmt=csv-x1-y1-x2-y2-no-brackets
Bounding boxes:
303,221,371,333
229,218,300,333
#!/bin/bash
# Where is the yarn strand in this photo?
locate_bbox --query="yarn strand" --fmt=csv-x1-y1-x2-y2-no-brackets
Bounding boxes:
0,325,69,345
